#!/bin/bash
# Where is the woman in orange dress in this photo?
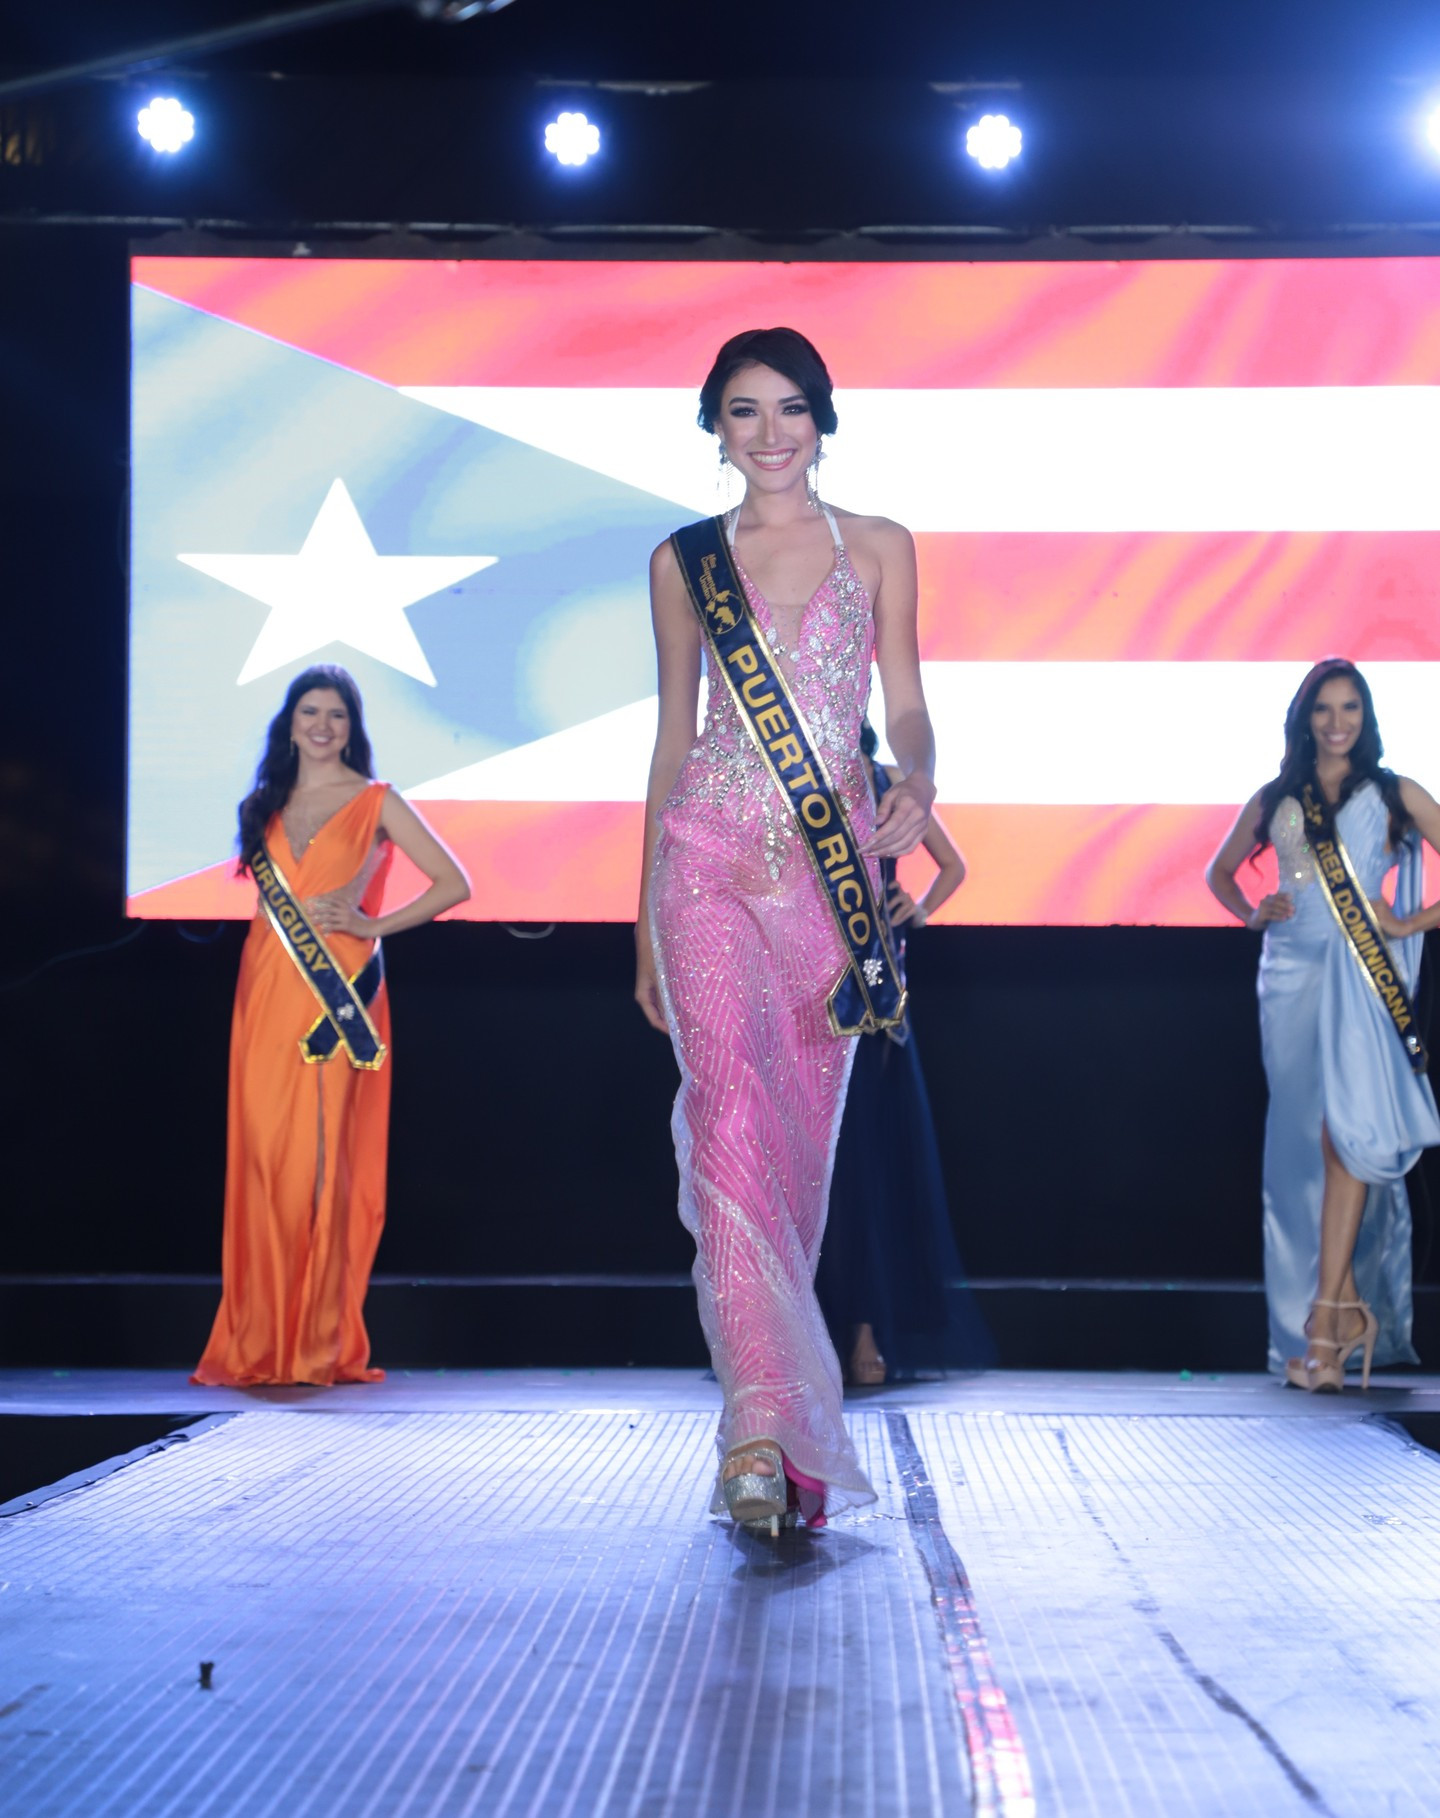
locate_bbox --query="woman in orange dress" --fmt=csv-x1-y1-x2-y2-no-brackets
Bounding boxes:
193,664,470,1387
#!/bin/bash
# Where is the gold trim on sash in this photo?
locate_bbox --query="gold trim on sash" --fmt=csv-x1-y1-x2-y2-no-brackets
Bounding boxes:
299,954,385,1068
1300,784,1427,1072
671,518,905,1036
252,839,387,1071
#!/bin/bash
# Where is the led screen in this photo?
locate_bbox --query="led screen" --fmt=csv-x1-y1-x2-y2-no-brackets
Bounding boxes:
128,253,1440,925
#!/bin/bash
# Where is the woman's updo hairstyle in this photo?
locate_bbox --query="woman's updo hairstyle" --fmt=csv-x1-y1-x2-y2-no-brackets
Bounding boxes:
697,327,838,437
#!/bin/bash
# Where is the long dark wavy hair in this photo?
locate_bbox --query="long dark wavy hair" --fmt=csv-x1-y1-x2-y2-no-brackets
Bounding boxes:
1252,657,1410,853
235,664,374,874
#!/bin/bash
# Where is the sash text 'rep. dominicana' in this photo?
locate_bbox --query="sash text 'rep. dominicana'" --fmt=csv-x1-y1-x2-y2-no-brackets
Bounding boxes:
1311,835,1408,1028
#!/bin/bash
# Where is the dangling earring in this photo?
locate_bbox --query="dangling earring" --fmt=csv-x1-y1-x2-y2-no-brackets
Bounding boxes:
807,436,824,511
342,744,352,765
289,738,297,761
717,439,736,506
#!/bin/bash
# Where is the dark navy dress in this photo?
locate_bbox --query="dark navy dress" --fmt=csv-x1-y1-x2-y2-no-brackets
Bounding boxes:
815,767,991,1376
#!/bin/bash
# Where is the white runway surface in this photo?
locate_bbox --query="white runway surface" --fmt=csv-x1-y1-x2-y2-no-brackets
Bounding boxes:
2,1371,1439,1816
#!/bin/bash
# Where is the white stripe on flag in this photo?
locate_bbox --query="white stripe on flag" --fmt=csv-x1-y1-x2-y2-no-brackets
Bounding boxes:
400,385,1440,532
407,694,663,803
904,660,1440,804
407,661,1440,806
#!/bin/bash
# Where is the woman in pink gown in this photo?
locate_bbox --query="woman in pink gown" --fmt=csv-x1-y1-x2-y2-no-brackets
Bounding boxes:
634,329,938,1527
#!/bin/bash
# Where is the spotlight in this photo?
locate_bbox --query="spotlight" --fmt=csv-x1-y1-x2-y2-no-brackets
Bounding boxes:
137,96,194,154
1428,105,1440,156
544,110,600,168
966,113,1022,171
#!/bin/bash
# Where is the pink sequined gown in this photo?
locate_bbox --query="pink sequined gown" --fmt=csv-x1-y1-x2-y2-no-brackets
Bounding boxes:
650,505,879,1515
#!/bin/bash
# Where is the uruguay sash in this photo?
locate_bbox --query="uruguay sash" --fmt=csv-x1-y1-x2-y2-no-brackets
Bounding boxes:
251,838,387,1070
1300,783,1427,1074
670,515,906,1037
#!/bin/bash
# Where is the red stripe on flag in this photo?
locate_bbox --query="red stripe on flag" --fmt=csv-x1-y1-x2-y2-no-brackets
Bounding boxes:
917,532,1440,662
127,803,647,924
128,864,259,920
133,256,1440,390
903,805,1268,926
126,802,1300,928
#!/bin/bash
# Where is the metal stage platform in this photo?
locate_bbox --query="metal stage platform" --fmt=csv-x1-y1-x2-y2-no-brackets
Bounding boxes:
3,1370,1439,1817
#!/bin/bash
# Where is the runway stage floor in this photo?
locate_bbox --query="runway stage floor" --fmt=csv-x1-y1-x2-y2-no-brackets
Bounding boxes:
3,1371,1440,1817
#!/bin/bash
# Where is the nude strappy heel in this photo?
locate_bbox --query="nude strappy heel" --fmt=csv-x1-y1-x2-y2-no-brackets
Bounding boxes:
849,1324,887,1387
721,1441,790,1535
1285,1297,1378,1392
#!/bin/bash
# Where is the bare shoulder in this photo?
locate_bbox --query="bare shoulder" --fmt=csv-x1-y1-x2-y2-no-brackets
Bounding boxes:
1238,784,1272,841
378,784,423,837
1242,783,1272,819
830,509,914,601
649,538,690,609
830,507,915,558
1398,775,1438,809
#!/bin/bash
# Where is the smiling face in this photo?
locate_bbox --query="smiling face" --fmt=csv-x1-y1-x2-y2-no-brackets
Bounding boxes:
717,362,819,493
290,687,350,764
1310,675,1364,763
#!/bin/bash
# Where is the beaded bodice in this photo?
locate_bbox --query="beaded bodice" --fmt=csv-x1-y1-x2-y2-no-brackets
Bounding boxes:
1270,796,1318,895
1266,782,1403,949
662,507,876,882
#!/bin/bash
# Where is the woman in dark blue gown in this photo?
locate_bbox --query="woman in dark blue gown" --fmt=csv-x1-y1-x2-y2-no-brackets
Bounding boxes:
815,725,990,1383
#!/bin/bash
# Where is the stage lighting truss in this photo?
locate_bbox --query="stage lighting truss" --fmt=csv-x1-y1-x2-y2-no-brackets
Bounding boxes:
415,1,518,16
137,96,194,154
966,112,1022,171
544,110,600,168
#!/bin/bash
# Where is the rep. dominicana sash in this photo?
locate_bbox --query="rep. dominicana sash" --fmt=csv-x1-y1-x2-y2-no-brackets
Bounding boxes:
670,514,906,1037
1300,783,1428,1074
251,838,387,1070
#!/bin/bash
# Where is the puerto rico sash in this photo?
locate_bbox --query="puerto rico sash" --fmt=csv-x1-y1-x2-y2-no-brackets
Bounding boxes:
251,838,387,1070
1300,784,1427,1074
670,515,906,1037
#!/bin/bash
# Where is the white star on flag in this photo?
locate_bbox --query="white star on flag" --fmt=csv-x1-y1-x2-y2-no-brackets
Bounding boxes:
178,477,498,686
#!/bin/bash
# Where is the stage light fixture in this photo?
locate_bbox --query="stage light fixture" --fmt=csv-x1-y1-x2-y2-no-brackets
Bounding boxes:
137,96,194,154
966,113,1022,171
544,110,600,168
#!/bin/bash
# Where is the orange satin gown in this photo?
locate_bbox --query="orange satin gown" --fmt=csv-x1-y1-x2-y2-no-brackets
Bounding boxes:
193,782,395,1386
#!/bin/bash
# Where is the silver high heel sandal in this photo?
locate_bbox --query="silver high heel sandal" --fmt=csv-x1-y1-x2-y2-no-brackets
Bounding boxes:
722,1441,790,1537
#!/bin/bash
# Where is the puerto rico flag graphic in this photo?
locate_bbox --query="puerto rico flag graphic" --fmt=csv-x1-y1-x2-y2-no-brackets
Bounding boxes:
128,254,1440,926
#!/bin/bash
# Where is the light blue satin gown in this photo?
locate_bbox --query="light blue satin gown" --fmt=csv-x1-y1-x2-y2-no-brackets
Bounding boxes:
1260,781,1440,1374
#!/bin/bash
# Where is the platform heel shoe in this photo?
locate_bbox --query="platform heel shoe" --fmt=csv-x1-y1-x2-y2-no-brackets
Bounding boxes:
721,1441,794,1537
1285,1297,1379,1393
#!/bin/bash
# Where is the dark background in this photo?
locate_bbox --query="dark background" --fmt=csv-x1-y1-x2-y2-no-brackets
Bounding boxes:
5,1,1440,1364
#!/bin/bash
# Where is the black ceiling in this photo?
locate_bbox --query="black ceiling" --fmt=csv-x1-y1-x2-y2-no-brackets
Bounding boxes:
8,3,1440,235
6,0,1440,86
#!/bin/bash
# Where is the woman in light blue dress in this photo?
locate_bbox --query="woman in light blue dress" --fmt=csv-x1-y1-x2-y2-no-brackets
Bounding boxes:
1207,659,1440,1390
